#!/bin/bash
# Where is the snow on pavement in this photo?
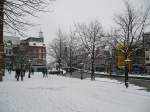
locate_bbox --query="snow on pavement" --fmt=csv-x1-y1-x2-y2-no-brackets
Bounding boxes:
0,71,150,112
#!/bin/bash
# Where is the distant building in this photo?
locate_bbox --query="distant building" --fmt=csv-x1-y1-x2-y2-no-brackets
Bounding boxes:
72,47,88,69
111,48,117,73
143,32,150,74
132,42,145,74
72,46,109,72
111,40,145,74
20,31,46,71
94,47,109,72
110,45,131,74
3,36,20,69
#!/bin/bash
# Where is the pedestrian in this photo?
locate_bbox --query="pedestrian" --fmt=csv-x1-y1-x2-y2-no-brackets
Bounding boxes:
45,68,48,77
15,68,21,81
23,69,26,77
20,69,25,81
31,68,34,75
28,68,31,78
80,69,83,80
7,66,11,74
42,68,45,78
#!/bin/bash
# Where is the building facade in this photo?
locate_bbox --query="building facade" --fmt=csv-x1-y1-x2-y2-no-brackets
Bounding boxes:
132,44,145,74
3,36,20,70
143,32,150,74
72,46,109,72
20,32,46,72
111,41,145,74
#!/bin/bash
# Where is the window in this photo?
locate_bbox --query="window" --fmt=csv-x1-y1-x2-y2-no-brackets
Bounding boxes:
9,50,11,55
145,48,149,51
6,49,8,54
146,57,149,61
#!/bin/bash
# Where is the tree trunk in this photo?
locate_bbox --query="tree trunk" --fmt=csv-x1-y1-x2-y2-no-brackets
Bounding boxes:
91,40,95,80
91,53,95,80
109,63,112,75
0,0,5,81
70,47,72,76
124,55,129,88
91,60,95,80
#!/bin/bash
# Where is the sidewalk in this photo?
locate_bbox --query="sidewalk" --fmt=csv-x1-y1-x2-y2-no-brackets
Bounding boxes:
95,72,150,80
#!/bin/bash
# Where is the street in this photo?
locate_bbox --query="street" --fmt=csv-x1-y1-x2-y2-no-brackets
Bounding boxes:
66,71,150,92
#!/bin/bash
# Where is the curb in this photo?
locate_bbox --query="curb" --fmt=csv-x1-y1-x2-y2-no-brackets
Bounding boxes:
95,73,150,80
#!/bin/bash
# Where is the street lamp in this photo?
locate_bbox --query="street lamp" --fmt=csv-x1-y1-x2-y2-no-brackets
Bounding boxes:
58,58,61,75
124,58,131,88
108,57,112,75
28,59,32,78
80,63,84,80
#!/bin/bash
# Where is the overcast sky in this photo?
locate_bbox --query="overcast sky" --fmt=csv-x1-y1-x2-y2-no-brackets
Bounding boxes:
26,0,150,45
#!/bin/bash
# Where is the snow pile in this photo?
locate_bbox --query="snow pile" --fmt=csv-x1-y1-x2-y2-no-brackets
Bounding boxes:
0,71,150,112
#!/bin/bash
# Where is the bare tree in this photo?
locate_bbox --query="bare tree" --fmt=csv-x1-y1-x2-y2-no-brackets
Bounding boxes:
113,1,150,87
48,29,68,74
66,30,79,76
48,39,60,61
3,0,53,35
75,20,104,80
0,0,5,81
0,0,54,81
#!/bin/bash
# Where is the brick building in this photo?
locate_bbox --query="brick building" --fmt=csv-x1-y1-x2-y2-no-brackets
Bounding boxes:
20,31,47,71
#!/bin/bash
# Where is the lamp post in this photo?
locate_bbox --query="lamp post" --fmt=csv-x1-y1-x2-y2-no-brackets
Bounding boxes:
109,57,112,76
124,58,131,88
80,63,84,80
58,58,62,75
28,59,32,78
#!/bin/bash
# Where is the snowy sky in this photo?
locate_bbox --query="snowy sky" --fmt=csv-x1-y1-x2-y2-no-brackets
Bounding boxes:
24,0,150,45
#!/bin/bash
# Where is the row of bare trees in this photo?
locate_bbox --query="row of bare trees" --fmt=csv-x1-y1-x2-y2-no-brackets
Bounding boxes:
48,1,150,84
48,20,106,80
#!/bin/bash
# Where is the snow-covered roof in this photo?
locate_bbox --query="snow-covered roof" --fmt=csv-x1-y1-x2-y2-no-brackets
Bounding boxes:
29,42,45,47
4,36,20,45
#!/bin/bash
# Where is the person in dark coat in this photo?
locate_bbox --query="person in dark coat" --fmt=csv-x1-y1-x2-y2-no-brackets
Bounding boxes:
20,68,25,81
15,68,21,81
42,68,45,78
42,68,48,78
45,68,48,77
31,68,34,75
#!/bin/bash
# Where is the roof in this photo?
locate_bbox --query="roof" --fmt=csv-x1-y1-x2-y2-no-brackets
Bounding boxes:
24,37,43,42
143,32,150,35
4,36,20,45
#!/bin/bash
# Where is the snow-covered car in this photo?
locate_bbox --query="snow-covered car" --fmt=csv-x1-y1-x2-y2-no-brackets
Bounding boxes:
48,68,66,75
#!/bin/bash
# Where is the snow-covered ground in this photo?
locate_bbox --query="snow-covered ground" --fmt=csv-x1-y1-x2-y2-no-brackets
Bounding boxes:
0,71,150,112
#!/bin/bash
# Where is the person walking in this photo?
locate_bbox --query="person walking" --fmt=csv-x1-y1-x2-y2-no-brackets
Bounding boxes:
45,68,48,77
15,68,21,81
20,68,25,81
42,68,45,78
31,68,34,75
